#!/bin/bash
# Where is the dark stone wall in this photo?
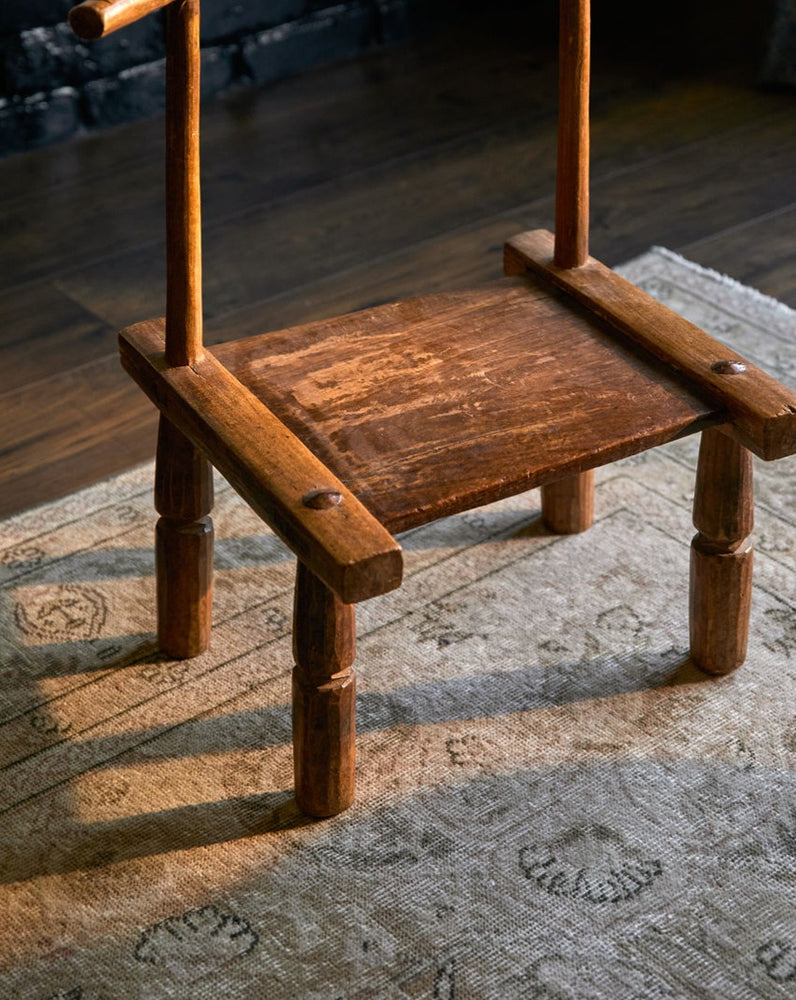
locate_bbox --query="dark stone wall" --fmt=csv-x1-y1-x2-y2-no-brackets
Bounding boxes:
0,0,452,158
1,0,782,158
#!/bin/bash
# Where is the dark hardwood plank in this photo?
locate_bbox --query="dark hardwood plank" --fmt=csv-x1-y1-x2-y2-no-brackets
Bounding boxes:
204,216,517,342
0,23,562,293
0,15,555,211
589,109,796,267
0,355,157,518
0,283,116,393
53,92,796,334
680,205,796,308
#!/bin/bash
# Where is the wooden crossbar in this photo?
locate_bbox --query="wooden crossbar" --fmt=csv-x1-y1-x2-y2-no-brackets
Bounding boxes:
68,0,173,39
119,319,404,603
506,229,796,460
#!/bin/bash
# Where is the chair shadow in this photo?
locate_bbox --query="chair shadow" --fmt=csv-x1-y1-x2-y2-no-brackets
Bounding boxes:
0,789,314,883
0,638,719,884
1,502,549,591
2,496,718,884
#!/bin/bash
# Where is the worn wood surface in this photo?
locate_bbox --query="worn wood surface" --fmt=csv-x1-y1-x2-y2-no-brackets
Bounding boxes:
505,229,796,460
213,279,717,533
1,6,792,517
690,426,754,674
292,561,357,817
119,318,403,603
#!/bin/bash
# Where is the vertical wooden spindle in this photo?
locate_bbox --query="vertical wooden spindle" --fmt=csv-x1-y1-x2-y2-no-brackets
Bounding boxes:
155,1,211,658
542,0,594,530
165,0,203,367
155,415,214,657
554,0,590,269
690,426,754,674
292,561,356,817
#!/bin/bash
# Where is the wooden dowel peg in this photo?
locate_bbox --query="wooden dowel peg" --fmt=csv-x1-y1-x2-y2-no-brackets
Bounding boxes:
541,469,594,533
689,426,754,674
292,561,356,817
155,415,214,657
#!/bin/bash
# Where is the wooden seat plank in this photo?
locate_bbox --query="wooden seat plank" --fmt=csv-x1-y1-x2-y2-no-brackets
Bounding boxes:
213,278,718,532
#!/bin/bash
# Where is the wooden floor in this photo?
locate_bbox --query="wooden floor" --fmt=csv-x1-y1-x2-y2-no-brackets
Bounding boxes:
1,4,793,520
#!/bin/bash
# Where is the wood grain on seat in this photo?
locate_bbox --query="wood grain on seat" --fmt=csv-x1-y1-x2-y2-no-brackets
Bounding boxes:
212,275,717,532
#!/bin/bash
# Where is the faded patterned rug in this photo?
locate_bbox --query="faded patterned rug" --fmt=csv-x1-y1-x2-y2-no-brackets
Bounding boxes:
1,250,795,1000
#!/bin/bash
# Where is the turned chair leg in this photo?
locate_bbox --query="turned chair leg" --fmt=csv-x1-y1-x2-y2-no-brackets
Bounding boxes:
541,469,595,533
690,426,754,674
154,415,214,658
292,560,356,817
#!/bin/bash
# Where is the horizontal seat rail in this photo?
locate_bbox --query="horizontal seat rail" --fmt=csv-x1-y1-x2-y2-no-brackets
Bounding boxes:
505,229,796,460
120,319,403,604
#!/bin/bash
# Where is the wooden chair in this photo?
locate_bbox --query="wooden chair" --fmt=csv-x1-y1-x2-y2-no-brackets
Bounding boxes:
68,0,796,817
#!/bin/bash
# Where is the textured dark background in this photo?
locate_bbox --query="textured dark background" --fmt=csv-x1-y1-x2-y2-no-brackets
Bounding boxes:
0,0,464,156
1,0,790,158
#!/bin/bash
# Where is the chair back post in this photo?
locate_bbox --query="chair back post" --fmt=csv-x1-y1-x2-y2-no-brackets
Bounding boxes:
165,0,203,367
554,0,590,269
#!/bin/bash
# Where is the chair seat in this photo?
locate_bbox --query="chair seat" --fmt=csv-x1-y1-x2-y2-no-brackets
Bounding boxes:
120,239,795,598
211,276,716,532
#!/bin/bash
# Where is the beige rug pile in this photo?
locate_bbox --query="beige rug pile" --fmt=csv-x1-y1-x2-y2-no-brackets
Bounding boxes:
1,249,794,999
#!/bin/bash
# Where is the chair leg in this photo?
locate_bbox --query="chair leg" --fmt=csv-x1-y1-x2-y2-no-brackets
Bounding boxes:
154,415,214,658
690,426,754,674
292,560,356,817
541,469,595,533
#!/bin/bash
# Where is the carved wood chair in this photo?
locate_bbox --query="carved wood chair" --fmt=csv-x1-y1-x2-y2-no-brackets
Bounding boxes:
68,0,796,817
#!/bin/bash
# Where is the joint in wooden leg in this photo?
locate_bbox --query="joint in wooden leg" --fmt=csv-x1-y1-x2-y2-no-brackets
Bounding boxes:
541,469,595,533
154,416,214,659
156,514,214,658
292,668,356,817
690,535,753,674
292,561,356,817
689,427,754,675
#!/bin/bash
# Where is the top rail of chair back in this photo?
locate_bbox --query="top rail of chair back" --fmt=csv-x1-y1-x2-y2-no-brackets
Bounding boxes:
69,0,174,39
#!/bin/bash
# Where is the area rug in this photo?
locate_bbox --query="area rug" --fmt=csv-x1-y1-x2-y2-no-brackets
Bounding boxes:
0,249,794,1000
